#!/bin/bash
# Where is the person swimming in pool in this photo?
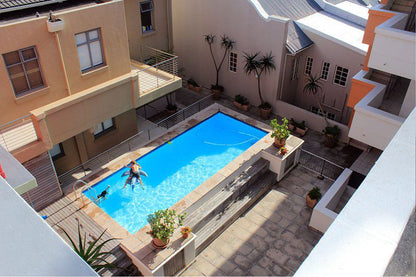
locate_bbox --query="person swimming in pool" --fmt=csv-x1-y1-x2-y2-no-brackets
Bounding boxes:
123,160,144,189
96,185,110,202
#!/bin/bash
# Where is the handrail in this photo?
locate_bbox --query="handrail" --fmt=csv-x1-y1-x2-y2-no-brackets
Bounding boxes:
73,180,97,207
300,149,344,169
299,149,345,181
0,114,32,130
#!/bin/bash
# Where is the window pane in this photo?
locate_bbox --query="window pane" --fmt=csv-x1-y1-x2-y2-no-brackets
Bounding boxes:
49,144,62,157
8,64,29,94
88,30,98,40
75,33,87,45
77,44,91,70
141,11,152,30
24,60,43,88
140,1,153,12
21,48,36,61
94,123,104,135
103,119,113,129
90,41,103,66
3,51,21,66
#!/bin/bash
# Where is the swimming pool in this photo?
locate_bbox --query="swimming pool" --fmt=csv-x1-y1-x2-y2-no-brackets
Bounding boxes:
83,112,267,233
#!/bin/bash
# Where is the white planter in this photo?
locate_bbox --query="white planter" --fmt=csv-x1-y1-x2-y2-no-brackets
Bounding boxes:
47,19,65,32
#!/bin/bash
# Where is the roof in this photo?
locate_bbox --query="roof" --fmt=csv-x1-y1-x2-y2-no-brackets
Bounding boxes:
0,0,68,13
257,0,322,20
325,0,379,7
286,21,313,54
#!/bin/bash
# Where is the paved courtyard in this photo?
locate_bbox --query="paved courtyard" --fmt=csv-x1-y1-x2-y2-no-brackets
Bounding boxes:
181,166,332,276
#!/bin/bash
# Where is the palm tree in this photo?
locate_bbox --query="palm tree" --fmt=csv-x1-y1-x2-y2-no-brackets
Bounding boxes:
303,73,328,124
243,52,276,107
204,34,235,90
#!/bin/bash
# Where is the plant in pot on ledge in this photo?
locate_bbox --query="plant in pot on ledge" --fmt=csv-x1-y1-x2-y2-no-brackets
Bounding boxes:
147,209,185,248
289,118,308,137
233,94,250,111
306,186,322,208
204,34,235,100
187,78,202,93
243,52,276,119
270,117,290,148
165,94,177,115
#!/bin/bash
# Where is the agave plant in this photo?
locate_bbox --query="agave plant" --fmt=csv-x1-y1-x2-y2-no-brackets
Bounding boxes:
60,220,118,271
204,34,235,90
303,73,328,124
243,52,276,108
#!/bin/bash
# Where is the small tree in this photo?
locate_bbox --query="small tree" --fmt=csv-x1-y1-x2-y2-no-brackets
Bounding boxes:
303,73,328,124
243,52,276,108
204,34,235,90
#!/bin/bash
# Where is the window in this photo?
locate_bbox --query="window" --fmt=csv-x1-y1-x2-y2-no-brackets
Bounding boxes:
333,66,349,87
3,46,45,97
311,106,336,120
291,57,299,80
229,52,237,72
49,143,64,160
321,62,330,81
304,56,313,75
94,118,114,137
140,1,154,33
75,28,104,72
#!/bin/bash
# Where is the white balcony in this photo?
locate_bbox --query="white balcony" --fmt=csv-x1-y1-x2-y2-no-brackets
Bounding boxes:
348,70,407,150
368,8,416,80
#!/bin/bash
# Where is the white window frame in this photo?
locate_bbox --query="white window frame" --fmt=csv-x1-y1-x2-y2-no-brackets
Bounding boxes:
311,106,336,120
304,56,313,75
229,51,237,73
333,65,349,87
320,61,330,81
49,143,64,160
75,28,105,72
3,46,45,97
140,1,154,33
291,57,299,80
94,118,115,137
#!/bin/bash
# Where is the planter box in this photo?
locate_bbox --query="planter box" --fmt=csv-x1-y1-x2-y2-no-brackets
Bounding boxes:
233,101,250,111
187,84,202,93
289,124,308,137
47,19,65,32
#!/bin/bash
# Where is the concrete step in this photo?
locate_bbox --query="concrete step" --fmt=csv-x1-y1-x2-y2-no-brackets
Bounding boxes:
184,159,269,234
195,171,277,255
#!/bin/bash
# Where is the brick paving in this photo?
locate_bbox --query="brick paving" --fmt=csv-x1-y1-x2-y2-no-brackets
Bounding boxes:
181,166,332,276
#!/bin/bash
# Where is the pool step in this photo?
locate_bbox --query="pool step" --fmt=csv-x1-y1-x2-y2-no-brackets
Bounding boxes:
195,170,276,254
184,159,268,233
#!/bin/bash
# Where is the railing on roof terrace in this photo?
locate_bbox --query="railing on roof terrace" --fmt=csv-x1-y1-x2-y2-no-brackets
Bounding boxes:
0,114,39,152
58,94,214,189
299,149,345,181
135,46,179,96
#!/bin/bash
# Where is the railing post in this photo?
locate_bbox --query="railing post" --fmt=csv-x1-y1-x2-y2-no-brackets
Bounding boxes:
148,129,151,140
318,160,325,180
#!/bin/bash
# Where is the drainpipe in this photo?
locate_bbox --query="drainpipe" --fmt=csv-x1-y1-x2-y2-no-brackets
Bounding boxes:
54,32,71,95
166,0,173,52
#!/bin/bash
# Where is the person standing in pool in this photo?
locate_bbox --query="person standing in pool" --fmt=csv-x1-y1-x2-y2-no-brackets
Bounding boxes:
123,160,144,189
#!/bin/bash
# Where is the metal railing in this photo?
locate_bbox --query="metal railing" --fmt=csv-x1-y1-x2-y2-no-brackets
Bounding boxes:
0,114,39,152
58,95,214,188
136,46,178,96
299,149,345,181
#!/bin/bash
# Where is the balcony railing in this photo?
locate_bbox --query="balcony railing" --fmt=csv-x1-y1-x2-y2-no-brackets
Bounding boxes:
0,115,39,153
132,46,179,96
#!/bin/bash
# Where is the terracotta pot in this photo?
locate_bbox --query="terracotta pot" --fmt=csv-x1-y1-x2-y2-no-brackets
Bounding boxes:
152,238,170,249
211,88,222,100
182,233,189,239
259,107,272,119
273,137,287,148
188,84,202,93
306,195,317,209
233,101,250,112
324,134,338,148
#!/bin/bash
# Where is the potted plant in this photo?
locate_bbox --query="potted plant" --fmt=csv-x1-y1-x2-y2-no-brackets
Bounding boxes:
323,125,341,148
46,11,65,32
270,117,290,148
289,118,309,136
204,34,235,99
165,94,177,115
280,147,288,156
233,94,250,111
187,78,202,93
243,52,276,119
147,209,185,248
181,226,192,239
306,186,322,208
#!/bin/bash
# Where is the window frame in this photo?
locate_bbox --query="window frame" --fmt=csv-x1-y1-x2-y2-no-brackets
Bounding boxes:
93,118,115,138
333,65,349,87
75,28,105,73
311,106,336,120
140,0,155,33
320,61,330,81
2,46,45,97
304,56,313,75
291,57,299,80
229,51,237,73
49,143,65,160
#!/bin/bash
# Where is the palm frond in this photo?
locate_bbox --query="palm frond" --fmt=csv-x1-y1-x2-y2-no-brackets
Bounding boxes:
260,52,276,74
221,35,235,50
243,52,260,75
204,34,215,45
303,74,322,96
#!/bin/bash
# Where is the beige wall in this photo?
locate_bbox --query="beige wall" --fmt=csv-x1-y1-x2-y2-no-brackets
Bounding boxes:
172,0,288,109
124,0,170,60
53,137,81,175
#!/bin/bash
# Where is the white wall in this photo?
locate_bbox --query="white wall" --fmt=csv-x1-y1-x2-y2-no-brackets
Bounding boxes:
399,80,415,118
172,0,288,109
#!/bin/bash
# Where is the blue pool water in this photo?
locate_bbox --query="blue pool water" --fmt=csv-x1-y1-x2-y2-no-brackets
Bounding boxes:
84,112,267,233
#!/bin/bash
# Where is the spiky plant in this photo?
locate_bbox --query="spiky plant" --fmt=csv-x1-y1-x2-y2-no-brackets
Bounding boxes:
60,221,118,271
303,73,328,124
243,52,276,107
204,34,235,90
